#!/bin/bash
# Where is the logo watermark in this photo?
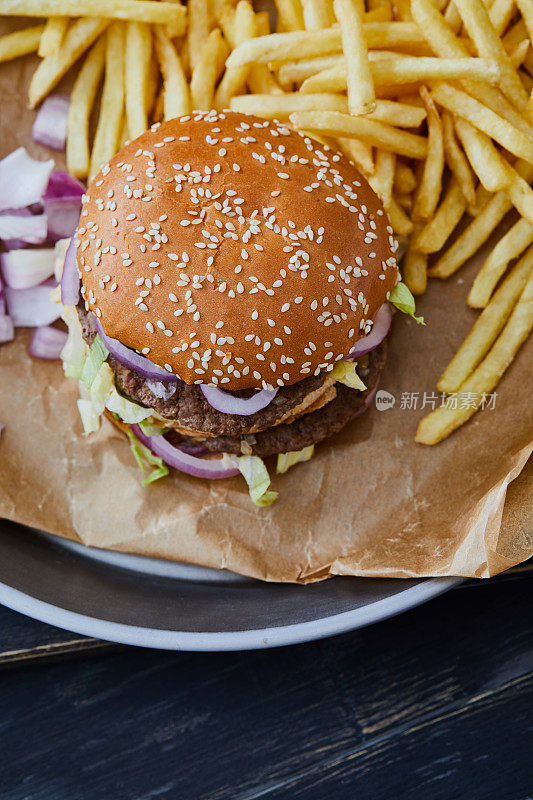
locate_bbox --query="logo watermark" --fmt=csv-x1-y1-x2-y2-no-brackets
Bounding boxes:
375,390,396,411
375,390,498,411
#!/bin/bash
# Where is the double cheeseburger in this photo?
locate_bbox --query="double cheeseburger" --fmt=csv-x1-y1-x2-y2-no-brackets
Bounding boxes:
61,110,404,504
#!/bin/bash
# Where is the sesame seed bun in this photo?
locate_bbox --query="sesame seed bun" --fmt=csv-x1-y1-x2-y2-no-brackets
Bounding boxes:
77,111,398,391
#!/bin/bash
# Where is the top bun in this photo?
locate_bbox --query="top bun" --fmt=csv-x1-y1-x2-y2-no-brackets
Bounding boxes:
77,111,398,391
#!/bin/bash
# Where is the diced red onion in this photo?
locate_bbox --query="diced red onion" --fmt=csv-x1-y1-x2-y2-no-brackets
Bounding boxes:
131,424,240,480
145,379,177,400
0,313,14,343
32,95,70,152
44,171,84,241
94,317,181,383
200,384,278,415
29,324,67,359
0,148,54,213
0,209,48,249
349,304,392,359
0,273,5,314
60,237,80,305
1,248,56,290
5,282,61,327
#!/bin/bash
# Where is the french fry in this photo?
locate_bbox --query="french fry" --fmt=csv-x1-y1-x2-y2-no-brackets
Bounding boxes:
366,99,427,127
66,37,106,178
444,1,462,34
300,57,501,93
416,266,533,444
28,17,109,108
90,22,125,180
368,149,395,207
431,83,533,166
464,82,533,141
403,226,428,295
414,178,467,253
289,110,429,158
38,16,68,57
190,29,229,111
0,0,186,26
164,0,187,39
336,137,374,176
489,0,517,36
145,49,160,118
333,0,375,115
516,0,533,42
469,218,533,308
387,195,414,235
453,117,510,192
504,163,533,226
441,112,477,206
439,247,533,392
411,0,468,59
455,0,529,110
230,91,348,117
187,0,211,71
0,24,44,63
125,21,152,138
154,26,190,120
302,0,333,30
393,160,417,194
412,87,444,220
215,1,256,110
277,54,343,86
275,0,305,31
226,23,425,67
247,11,284,96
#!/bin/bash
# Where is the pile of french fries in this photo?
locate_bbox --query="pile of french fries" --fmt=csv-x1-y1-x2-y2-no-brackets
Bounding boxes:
0,0,532,445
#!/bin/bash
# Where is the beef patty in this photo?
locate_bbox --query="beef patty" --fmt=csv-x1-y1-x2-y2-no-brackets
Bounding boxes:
166,342,386,457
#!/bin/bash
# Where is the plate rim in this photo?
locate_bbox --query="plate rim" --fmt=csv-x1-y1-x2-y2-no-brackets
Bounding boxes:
0,576,460,651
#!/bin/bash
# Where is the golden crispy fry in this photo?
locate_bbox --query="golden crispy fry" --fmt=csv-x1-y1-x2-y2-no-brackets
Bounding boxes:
0,0,186,26
300,57,501,93
66,37,106,178
336,137,374,176
38,17,68,57
0,24,44,63
145,48,160,119
302,0,333,30
333,0,375,115
226,23,425,67
469,218,533,308
403,227,428,295
414,179,467,254
516,0,533,42
290,110,429,158
504,164,533,226
454,117,510,192
230,91,348,117
411,0,467,58
387,195,414,235
246,10,284,96
416,266,533,444
90,22,125,180
368,149,395,207
277,54,343,86
164,0,187,39
187,0,211,71
154,26,190,120
366,99,427,127
489,0,517,36
455,0,529,110
393,161,416,194
412,86,444,221
441,112,476,206
464,82,533,141
444,1,461,34
215,1,256,110
125,21,152,138
28,17,109,108
431,83,533,166
275,0,305,31
190,29,229,111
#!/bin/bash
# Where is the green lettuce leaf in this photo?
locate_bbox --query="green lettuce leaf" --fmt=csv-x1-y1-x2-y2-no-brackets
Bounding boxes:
106,389,153,423
237,455,278,507
138,418,169,437
80,334,109,390
126,429,169,487
330,361,367,390
76,399,101,435
60,304,89,379
389,281,425,324
277,445,315,474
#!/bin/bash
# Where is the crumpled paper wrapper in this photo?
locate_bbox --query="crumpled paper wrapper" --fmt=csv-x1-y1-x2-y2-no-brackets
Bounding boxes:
0,31,531,582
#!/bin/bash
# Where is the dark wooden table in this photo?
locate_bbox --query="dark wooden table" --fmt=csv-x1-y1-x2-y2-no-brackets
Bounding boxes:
1,565,531,800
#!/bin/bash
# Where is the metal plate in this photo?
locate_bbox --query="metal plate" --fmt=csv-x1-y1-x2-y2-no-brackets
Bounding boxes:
0,520,458,650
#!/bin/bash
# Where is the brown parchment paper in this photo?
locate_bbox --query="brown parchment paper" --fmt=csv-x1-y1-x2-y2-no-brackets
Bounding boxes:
0,35,531,582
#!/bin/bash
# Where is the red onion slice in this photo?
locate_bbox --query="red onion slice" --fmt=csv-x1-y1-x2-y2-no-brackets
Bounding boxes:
60,238,80,305
94,317,181,382
0,148,54,213
0,210,48,249
5,282,61,327
29,324,68,359
32,95,70,152
349,304,392,358
200,384,278,415
131,424,239,480
1,248,56,289
44,171,84,241
0,313,14,343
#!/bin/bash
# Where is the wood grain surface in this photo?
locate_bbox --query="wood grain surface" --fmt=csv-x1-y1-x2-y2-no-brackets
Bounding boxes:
0,566,531,800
